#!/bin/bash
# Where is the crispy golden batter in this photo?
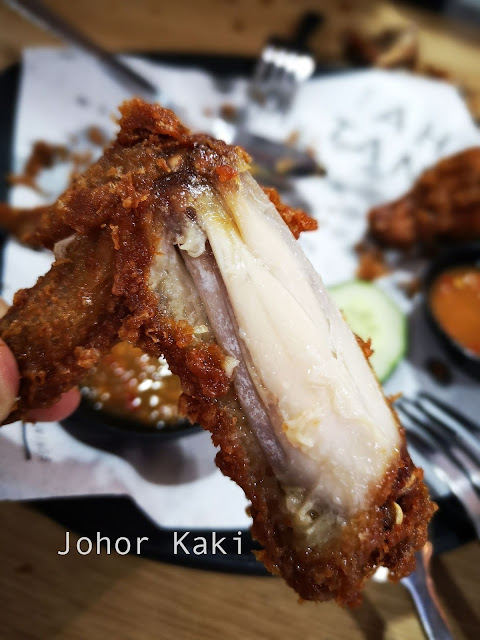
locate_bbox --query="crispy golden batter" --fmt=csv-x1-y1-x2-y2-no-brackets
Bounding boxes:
262,186,318,239
369,147,480,248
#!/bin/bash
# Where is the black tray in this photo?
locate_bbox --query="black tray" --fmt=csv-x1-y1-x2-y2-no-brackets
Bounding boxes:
0,53,475,574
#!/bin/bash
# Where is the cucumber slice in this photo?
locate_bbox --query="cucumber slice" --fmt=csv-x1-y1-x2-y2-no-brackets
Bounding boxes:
329,281,407,382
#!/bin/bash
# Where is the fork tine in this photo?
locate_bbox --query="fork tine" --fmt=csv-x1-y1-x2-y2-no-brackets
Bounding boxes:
397,400,480,491
418,391,480,438
265,55,298,110
251,47,277,96
406,429,480,536
416,398,480,469
248,12,320,115
250,41,316,113
265,54,291,106
251,50,284,109
397,405,480,537
398,397,480,467
275,73,297,111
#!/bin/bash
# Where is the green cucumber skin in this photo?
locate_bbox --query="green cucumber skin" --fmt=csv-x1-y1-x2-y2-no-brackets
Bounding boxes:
329,280,407,383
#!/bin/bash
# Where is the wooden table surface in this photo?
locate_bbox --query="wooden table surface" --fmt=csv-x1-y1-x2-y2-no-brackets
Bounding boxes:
0,2,479,639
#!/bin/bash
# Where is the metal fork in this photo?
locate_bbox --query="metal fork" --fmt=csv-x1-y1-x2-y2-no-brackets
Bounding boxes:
386,391,480,639
396,392,480,537
374,541,453,640
215,12,323,177
249,12,321,114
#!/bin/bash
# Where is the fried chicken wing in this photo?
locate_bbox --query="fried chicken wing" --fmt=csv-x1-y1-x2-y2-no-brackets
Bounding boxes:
0,99,435,605
369,147,480,248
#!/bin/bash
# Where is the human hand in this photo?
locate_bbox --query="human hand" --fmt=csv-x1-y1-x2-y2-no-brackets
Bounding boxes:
0,299,80,423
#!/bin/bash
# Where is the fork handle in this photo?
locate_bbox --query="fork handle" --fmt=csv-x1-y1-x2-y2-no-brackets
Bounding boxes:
401,543,454,640
292,12,323,50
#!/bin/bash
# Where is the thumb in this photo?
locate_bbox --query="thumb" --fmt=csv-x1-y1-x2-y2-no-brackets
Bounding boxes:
0,338,20,422
0,299,20,421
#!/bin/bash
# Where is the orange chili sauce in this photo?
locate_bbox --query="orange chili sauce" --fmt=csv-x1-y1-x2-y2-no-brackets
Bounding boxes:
81,342,183,428
430,266,480,356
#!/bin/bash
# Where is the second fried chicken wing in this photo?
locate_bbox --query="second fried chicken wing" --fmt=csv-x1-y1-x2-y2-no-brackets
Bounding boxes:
369,147,480,248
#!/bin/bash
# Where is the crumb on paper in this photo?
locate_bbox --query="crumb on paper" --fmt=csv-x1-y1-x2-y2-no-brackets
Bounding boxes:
274,157,297,175
8,141,68,191
355,242,390,281
220,103,238,122
6,135,100,193
87,126,108,147
285,130,300,146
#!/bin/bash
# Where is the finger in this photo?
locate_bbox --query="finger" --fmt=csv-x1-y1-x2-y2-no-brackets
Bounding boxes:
26,389,81,423
0,339,20,422
0,299,9,318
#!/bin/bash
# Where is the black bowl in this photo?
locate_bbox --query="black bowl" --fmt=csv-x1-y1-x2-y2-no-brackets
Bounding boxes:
423,244,480,379
61,397,203,449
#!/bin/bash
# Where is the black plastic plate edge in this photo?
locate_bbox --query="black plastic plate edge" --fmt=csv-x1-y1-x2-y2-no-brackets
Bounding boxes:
0,53,475,574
